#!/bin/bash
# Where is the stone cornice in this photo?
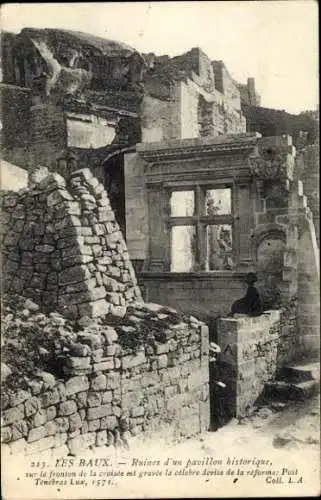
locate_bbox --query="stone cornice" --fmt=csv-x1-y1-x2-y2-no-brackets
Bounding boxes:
138,135,259,162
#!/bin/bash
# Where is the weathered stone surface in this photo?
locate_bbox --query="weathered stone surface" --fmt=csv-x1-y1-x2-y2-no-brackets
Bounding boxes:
2,404,25,426
93,359,114,372
32,409,47,427
65,376,89,396
79,299,111,318
9,390,30,407
96,430,107,446
69,412,82,432
102,328,118,345
90,374,107,391
122,352,146,370
66,357,91,371
87,404,112,420
100,415,117,430
101,391,113,404
59,401,77,416
105,373,120,390
87,392,102,407
59,265,91,286
55,417,70,433
45,421,58,436
27,425,47,443
1,426,12,443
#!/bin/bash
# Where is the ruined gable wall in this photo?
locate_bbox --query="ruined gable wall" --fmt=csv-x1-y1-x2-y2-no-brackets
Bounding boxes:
1,168,142,319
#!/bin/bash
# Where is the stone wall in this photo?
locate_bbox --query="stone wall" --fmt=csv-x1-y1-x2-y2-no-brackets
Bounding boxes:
217,302,297,417
1,168,141,319
299,144,320,245
29,103,68,170
0,84,32,168
1,298,209,456
297,219,320,358
142,274,247,323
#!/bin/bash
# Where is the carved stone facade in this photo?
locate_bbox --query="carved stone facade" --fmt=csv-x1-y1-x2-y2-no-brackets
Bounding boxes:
124,132,318,342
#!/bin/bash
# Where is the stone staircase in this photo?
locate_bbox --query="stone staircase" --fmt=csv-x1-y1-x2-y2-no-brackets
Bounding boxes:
264,362,320,402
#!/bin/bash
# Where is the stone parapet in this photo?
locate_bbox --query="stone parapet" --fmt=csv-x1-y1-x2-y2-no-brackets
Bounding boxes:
217,304,297,417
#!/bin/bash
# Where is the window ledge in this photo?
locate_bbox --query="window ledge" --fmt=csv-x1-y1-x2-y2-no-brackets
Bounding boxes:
140,271,249,280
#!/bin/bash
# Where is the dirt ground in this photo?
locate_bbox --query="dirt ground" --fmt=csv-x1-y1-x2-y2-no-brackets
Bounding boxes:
128,394,320,457
2,395,320,499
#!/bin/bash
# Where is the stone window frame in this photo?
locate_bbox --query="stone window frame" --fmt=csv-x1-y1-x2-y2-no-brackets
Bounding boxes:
164,181,235,273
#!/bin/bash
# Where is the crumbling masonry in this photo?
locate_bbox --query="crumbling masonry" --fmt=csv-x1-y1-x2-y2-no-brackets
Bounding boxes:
1,168,210,456
2,168,142,319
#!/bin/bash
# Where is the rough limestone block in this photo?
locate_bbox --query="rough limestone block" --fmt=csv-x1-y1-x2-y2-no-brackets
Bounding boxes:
65,376,89,396
45,421,58,436
122,352,146,370
102,328,118,345
140,373,160,388
101,391,113,404
87,404,112,420
77,332,103,348
78,299,110,318
100,416,117,431
164,385,178,399
87,392,102,407
158,354,168,369
9,390,30,407
105,373,120,390
41,387,60,408
59,265,91,286
27,425,47,443
92,349,104,362
2,404,25,426
24,397,40,417
32,409,47,427
93,359,114,372
11,419,29,441
105,345,117,356
54,417,69,433
69,343,91,357
88,374,106,392
69,412,82,432
59,400,77,416
1,426,12,443
66,357,91,371
155,343,170,355
88,419,100,432
130,406,145,418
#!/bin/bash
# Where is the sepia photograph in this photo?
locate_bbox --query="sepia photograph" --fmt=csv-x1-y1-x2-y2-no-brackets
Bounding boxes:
0,1,319,498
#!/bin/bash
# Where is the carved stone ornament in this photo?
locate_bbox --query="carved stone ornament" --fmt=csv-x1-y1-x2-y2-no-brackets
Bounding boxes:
57,149,78,178
249,147,289,180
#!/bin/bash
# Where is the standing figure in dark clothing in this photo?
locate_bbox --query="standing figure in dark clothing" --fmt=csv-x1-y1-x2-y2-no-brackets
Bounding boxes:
231,272,263,316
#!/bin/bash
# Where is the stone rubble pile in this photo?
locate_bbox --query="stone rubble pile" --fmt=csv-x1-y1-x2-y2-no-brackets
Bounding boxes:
1,294,210,456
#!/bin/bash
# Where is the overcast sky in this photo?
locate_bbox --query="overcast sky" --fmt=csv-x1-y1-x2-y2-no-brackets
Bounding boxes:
1,1,318,114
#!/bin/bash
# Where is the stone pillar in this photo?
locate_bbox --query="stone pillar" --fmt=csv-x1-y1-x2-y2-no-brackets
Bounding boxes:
217,311,283,417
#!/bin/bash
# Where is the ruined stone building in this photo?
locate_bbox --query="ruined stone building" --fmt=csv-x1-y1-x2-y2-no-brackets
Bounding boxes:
0,28,319,454
0,29,319,352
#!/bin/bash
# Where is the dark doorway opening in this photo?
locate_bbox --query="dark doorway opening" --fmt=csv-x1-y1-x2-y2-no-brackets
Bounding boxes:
208,315,234,431
103,152,126,236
